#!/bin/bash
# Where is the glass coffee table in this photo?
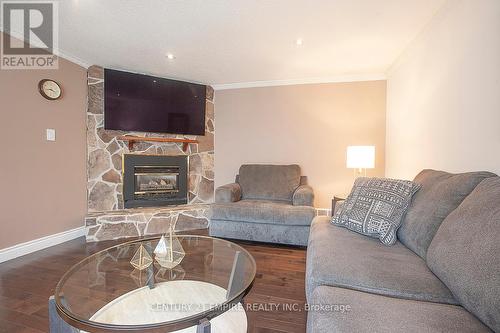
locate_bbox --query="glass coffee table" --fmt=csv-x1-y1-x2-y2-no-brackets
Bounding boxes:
54,235,256,333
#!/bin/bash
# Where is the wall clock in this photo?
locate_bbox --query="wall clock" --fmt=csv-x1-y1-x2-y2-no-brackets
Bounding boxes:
38,79,62,100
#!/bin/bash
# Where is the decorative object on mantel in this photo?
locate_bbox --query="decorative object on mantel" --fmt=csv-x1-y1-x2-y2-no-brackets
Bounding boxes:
118,135,198,152
130,244,153,270
154,225,185,269
38,79,62,100
346,145,375,177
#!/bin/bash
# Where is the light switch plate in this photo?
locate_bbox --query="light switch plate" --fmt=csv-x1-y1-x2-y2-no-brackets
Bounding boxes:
46,128,56,141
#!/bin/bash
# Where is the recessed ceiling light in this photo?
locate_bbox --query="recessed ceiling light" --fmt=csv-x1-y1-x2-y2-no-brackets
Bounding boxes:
296,38,303,46
166,53,175,60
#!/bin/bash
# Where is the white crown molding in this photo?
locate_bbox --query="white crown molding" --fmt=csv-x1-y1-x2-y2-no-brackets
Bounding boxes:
0,27,91,69
53,48,91,69
0,226,85,263
212,73,387,90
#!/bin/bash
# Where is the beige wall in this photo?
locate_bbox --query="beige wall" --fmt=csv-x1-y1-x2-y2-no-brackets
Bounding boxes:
215,81,386,208
386,0,500,179
0,33,87,249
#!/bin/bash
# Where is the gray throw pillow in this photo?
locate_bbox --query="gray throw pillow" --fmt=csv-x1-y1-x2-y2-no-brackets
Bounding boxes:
331,177,421,246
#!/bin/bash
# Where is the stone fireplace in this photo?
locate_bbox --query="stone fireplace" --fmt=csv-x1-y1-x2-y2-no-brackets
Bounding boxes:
85,65,214,242
123,154,188,208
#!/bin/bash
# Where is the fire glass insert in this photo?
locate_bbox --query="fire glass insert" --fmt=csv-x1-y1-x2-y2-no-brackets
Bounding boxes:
134,166,179,197
123,155,188,208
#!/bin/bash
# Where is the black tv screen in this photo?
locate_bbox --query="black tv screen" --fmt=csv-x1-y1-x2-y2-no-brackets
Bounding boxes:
104,69,206,135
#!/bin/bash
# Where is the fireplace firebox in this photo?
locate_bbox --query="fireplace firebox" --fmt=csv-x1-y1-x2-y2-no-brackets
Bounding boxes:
123,155,188,208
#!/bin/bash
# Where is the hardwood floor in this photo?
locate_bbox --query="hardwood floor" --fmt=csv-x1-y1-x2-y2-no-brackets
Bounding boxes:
0,231,307,333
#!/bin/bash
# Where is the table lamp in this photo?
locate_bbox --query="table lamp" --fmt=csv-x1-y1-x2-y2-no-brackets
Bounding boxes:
346,146,375,177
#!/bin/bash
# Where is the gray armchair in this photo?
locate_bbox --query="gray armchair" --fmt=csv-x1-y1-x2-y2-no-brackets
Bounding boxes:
210,164,315,246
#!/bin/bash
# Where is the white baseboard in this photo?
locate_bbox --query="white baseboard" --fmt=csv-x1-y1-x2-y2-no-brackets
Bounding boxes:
0,226,86,264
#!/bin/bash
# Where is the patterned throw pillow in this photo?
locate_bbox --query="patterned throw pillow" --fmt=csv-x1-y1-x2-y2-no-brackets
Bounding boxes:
331,177,421,246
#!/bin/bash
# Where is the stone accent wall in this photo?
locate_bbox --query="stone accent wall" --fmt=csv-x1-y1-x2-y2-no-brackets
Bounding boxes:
85,204,210,242
85,66,214,242
86,66,215,212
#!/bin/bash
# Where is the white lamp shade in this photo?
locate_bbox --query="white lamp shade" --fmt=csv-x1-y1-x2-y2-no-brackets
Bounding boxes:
346,146,375,169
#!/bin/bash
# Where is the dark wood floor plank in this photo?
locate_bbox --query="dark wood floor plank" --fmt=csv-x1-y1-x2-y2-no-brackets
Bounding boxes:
0,319,45,333
0,231,307,332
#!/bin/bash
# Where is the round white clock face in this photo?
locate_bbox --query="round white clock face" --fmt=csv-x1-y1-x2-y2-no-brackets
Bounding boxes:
40,80,62,100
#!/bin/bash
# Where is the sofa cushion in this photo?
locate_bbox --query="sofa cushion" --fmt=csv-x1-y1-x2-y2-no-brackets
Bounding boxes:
427,177,500,332
398,169,495,258
332,177,421,245
306,217,456,304
210,219,310,246
238,164,301,201
211,199,315,226
307,286,492,333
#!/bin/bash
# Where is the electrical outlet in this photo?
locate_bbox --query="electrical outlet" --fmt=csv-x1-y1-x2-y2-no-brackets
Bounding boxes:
46,129,56,141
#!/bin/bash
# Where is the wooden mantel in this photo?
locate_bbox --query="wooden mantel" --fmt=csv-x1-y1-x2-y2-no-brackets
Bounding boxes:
117,136,198,152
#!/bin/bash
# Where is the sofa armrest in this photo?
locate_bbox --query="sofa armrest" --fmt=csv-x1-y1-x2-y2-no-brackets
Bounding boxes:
293,185,314,206
215,183,242,203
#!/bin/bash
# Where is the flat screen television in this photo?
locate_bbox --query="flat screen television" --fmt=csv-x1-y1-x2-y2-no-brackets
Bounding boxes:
104,69,206,135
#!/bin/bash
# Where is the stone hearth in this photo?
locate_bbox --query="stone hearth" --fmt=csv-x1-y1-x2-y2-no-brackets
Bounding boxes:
85,65,215,242
85,204,210,242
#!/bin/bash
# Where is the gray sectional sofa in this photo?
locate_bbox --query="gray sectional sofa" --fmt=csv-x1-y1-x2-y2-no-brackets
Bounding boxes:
306,170,500,333
210,164,315,246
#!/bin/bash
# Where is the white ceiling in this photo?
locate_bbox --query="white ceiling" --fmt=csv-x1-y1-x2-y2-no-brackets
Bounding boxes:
36,1,447,86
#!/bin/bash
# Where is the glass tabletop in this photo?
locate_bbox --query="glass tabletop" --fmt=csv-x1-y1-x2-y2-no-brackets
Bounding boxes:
55,235,256,332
